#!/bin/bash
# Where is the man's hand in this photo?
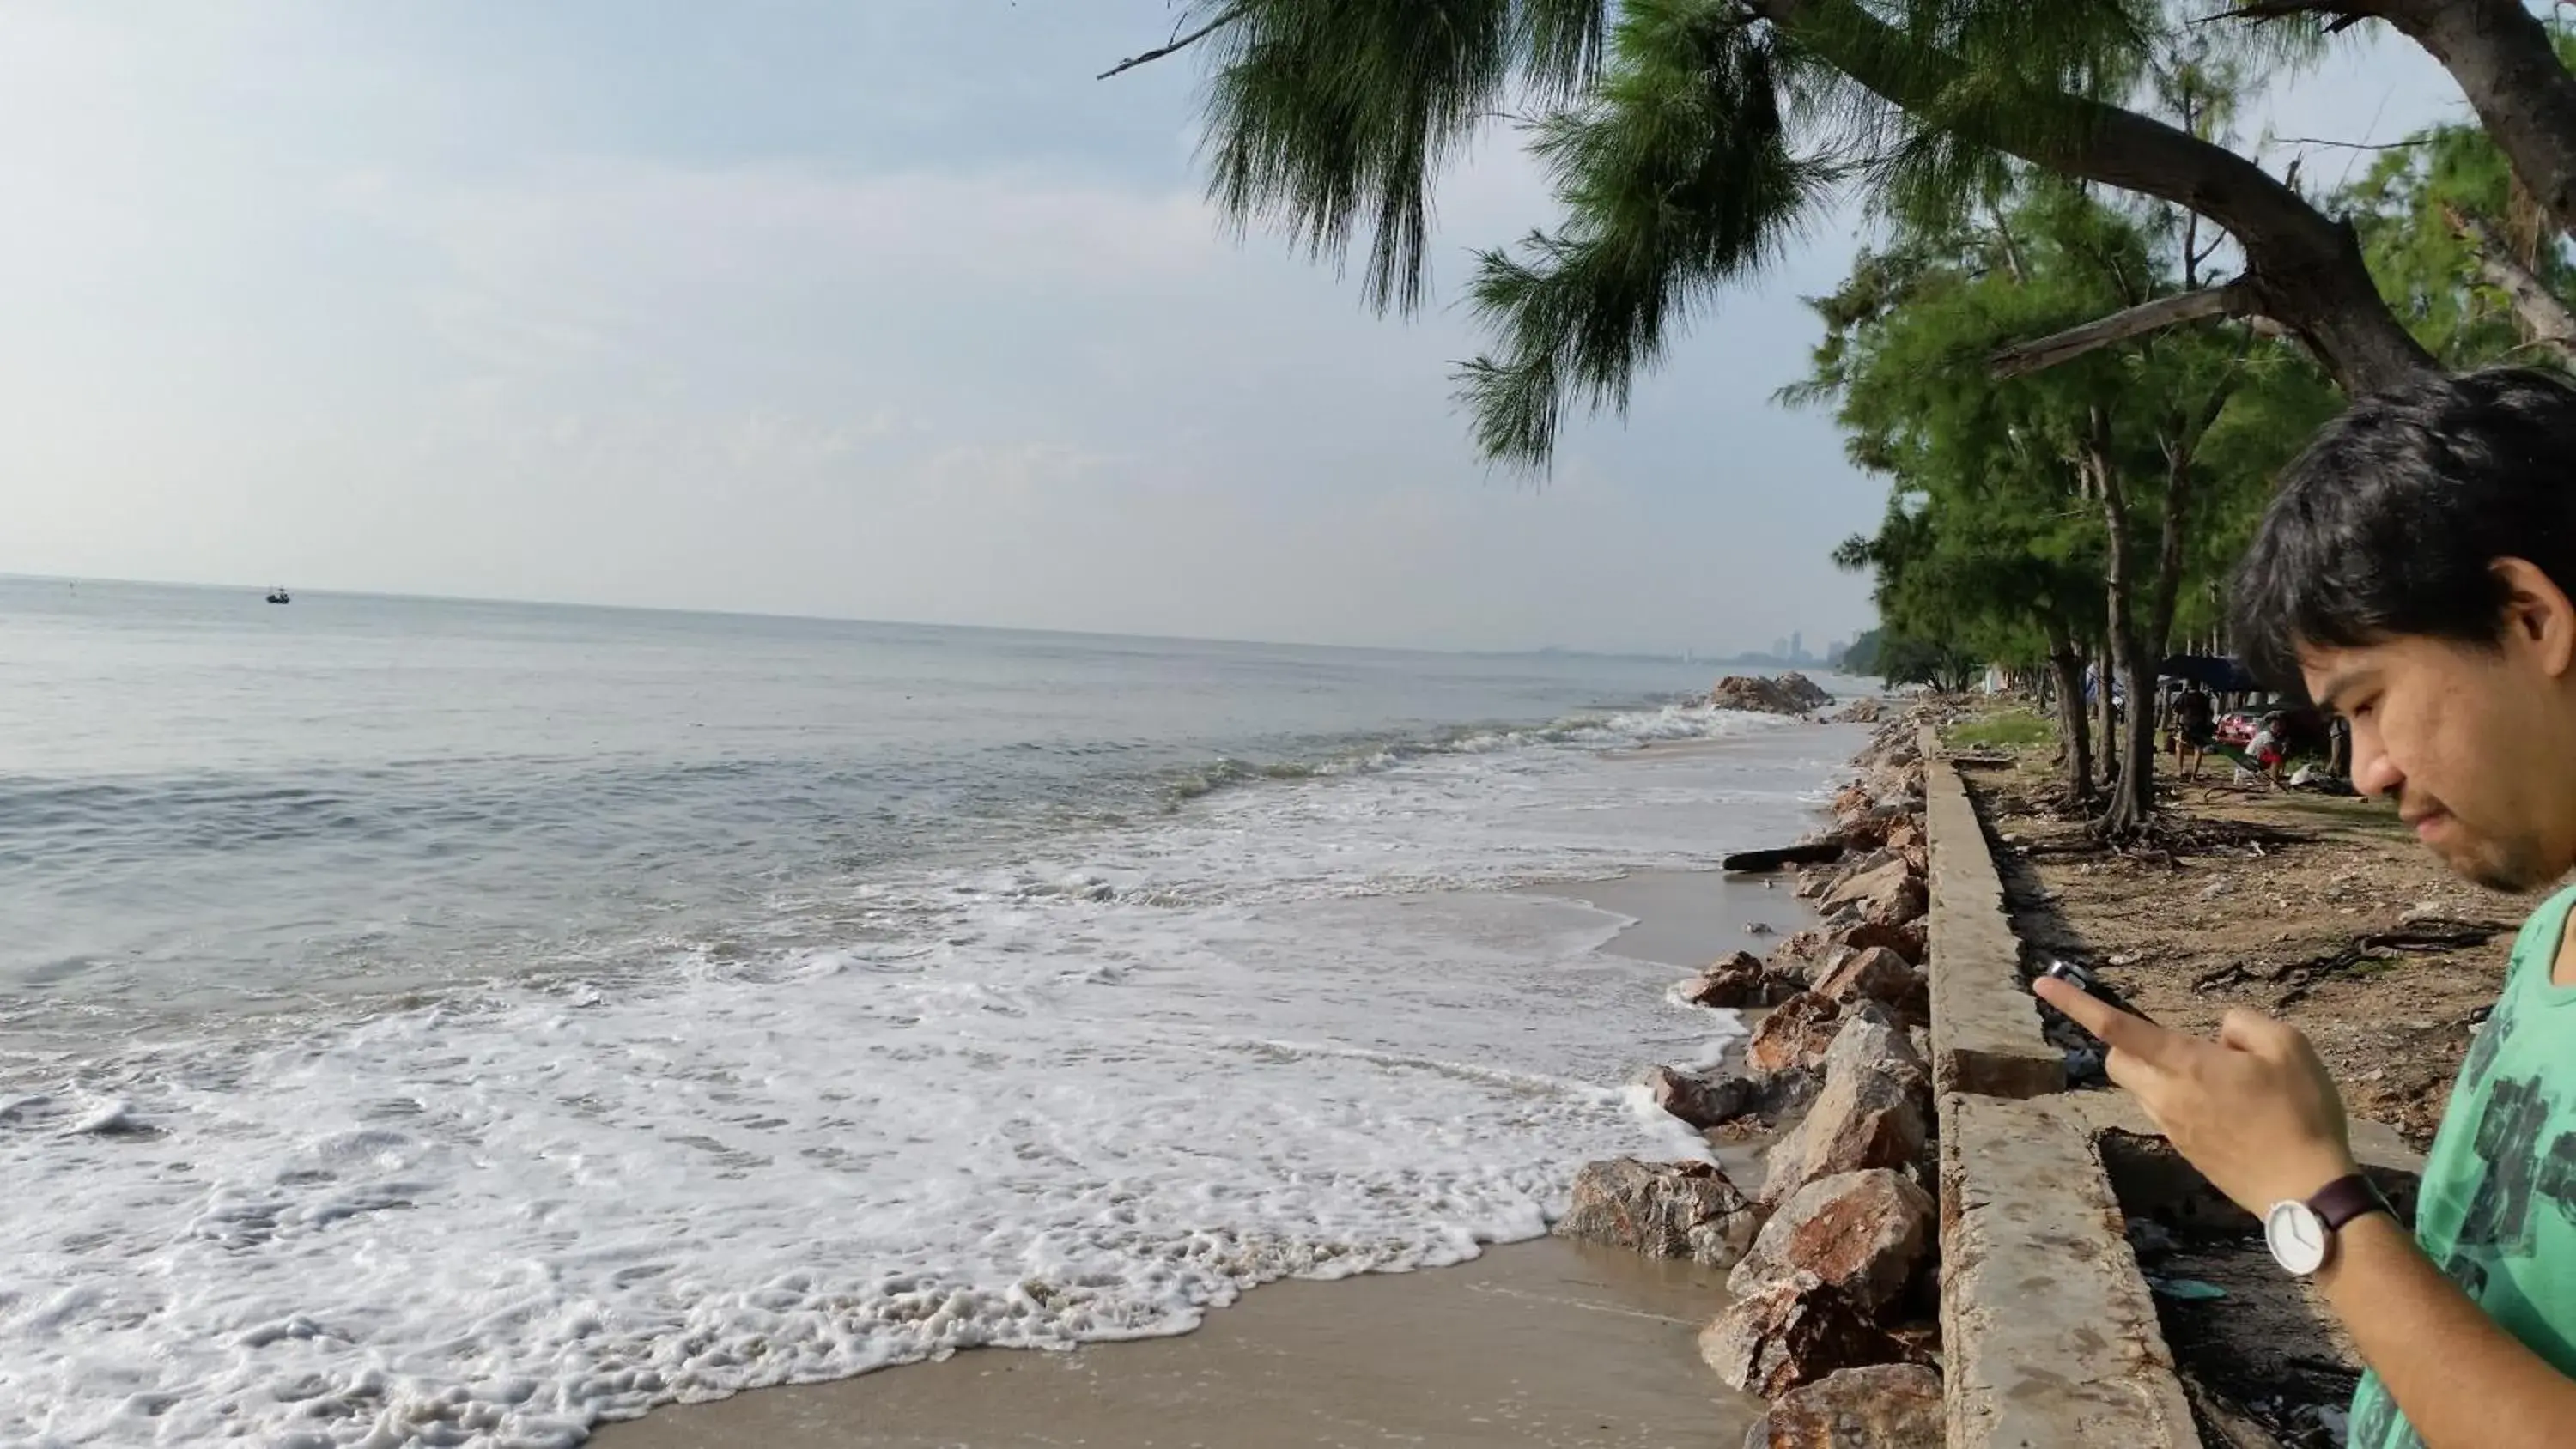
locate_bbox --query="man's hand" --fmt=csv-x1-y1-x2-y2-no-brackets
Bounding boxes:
2033,974,2358,1215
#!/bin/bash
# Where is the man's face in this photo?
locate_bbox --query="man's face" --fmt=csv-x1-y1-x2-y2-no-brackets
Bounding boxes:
2302,631,2573,892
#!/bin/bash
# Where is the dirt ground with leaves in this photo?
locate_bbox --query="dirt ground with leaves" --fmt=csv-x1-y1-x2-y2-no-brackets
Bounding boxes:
1951,713,2550,1446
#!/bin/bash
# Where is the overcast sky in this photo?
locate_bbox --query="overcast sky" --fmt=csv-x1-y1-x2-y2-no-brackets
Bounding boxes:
0,3,2475,655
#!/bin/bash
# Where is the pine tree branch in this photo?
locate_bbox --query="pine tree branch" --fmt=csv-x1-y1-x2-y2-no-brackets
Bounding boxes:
1988,283,2259,378
2445,204,2576,361
1098,9,1237,82
1743,0,2434,391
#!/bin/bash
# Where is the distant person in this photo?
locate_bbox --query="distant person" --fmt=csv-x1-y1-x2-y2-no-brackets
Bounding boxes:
2172,682,2216,781
2248,711,2289,785
2038,368,2576,1448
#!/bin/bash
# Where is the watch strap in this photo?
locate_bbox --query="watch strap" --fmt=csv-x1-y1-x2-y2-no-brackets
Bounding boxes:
2308,1173,2390,1232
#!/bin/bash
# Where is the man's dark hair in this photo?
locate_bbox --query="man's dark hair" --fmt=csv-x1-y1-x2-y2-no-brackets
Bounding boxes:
2232,366,2576,700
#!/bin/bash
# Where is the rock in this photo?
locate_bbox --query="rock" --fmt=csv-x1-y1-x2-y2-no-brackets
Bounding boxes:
1765,929,1835,981
1646,1066,1756,1130
1761,1011,1932,1204
1832,919,1926,967
1813,947,1923,1012
1556,1158,1761,1266
1820,858,1910,915
1727,1168,1935,1314
1862,876,1928,929
1699,1284,1917,1397
1713,673,1836,716
1881,815,1924,853
1685,952,1770,1008
1829,698,1887,725
1746,993,1844,1076
1741,1363,1945,1448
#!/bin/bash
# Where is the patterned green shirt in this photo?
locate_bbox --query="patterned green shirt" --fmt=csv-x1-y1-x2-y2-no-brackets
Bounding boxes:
2348,885,2576,1449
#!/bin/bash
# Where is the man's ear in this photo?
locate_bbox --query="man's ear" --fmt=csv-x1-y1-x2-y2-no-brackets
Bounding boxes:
2494,557,2576,678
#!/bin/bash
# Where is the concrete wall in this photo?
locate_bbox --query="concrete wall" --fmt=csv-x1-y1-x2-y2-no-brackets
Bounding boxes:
1921,727,2203,1448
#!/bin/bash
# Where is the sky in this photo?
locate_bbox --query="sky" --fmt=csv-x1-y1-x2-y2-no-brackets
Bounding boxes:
0,3,2479,655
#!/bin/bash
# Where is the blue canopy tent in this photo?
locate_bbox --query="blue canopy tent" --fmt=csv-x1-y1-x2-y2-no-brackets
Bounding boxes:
2157,654,2261,693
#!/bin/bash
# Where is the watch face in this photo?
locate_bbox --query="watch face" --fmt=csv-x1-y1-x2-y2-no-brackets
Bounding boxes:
2266,1200,2329,1276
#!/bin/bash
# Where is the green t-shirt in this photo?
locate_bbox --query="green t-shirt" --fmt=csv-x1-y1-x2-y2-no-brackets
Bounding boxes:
2349,885,2576,1449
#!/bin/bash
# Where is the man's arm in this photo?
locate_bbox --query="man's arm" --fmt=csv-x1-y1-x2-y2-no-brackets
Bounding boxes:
2315,1211,2576,1447
2034,976,2576,1448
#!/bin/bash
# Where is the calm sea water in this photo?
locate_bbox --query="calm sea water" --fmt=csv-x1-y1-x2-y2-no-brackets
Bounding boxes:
0,579,1860,1446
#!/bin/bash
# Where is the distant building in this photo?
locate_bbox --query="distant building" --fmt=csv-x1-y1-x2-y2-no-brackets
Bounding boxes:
1789,631,1805,663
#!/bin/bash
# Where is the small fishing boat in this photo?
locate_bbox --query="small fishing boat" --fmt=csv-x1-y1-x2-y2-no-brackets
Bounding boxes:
265,587,291,604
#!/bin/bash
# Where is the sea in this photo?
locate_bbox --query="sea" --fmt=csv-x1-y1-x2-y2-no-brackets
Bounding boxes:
0,578,1862,1447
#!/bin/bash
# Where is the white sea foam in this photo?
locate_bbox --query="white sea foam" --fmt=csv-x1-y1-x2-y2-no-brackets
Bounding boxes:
0,711,1851,1447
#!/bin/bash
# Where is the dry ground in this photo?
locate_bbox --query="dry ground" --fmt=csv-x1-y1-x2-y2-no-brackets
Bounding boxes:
1950,711,2551,1446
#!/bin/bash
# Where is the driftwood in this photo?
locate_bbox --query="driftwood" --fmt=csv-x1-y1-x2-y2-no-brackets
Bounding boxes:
1722,839,1847,873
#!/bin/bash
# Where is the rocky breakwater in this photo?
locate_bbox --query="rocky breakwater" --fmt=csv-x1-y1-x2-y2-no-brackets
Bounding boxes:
1708,671,1835,717
1556,713,1944,1448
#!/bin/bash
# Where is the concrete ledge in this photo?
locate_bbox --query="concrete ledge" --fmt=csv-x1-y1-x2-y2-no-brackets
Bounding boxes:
1941,1093,2202,1448
1922,726,2063,1100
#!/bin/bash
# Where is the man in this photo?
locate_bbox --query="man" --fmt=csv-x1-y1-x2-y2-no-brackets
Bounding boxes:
2172,681,2216,782
2036,367,2576,1449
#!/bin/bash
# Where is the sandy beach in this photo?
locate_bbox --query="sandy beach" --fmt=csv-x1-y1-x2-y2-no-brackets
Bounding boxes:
592,866,1786,1447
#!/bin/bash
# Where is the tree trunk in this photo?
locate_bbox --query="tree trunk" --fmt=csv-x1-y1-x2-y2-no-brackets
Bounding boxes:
1747,0,2441,395
2097,640,2120,786
2089,419,2154,837
2047,628,2095,807
2386,0,2576,247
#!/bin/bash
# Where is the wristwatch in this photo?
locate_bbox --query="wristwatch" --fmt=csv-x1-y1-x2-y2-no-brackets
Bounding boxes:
2264,1173,2391,1276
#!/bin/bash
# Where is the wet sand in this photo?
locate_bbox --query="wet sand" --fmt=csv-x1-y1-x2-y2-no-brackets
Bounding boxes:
593,869,1789,1447
592,1236,1755,1447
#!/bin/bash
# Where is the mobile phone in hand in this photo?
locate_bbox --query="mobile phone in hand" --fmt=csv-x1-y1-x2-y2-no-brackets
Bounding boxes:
2040,958,2154,1024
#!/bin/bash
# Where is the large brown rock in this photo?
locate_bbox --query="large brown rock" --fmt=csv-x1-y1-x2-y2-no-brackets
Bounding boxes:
1683,952,1805,1009
1699,1284,1917,1397
1813,947,1921,1012
1832,919,1926,967
1820,858,1910,914
1745,993,1844,1076
1741,1364,1944,1448
1760,1011,1931,1204
1726,1168,1934,1314
1645,1066,1755,1130
1862,875,1928,929
1555,1158,1759,1266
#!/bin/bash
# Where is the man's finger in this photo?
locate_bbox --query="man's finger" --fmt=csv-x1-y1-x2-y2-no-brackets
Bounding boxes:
2217,1006,2293,1053
2033,975,2182,1068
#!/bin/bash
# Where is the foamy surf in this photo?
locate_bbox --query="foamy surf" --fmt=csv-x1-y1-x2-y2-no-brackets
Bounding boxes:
3,660,1854,1445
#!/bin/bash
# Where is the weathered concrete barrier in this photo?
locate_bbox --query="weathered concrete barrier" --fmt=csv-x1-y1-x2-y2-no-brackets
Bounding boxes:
1941,1093,2202,1447
1925,727,2201,1448
1920,725,2063,1100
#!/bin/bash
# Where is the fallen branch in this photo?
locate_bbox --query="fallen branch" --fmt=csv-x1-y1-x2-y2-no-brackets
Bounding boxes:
1990,282,2258,377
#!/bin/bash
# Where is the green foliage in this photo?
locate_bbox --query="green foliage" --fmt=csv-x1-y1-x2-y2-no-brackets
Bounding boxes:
1799,181,2321,699
1835,626,1886,674
1949,710,2054,750
1183,0,2343,468
2345,117,2576,370
1877,634,1984,693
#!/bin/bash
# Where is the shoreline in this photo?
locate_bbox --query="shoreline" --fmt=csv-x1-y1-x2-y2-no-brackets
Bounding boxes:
592,871,1825,1442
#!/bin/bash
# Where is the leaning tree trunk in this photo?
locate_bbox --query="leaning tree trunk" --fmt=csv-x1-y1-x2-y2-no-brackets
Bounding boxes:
2046,627,2096,807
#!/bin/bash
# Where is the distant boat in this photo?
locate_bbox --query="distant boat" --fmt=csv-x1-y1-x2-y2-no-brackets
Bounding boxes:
265,587,291,604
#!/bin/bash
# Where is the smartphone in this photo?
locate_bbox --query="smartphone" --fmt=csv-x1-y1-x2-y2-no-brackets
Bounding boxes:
2041,958,2154,1024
